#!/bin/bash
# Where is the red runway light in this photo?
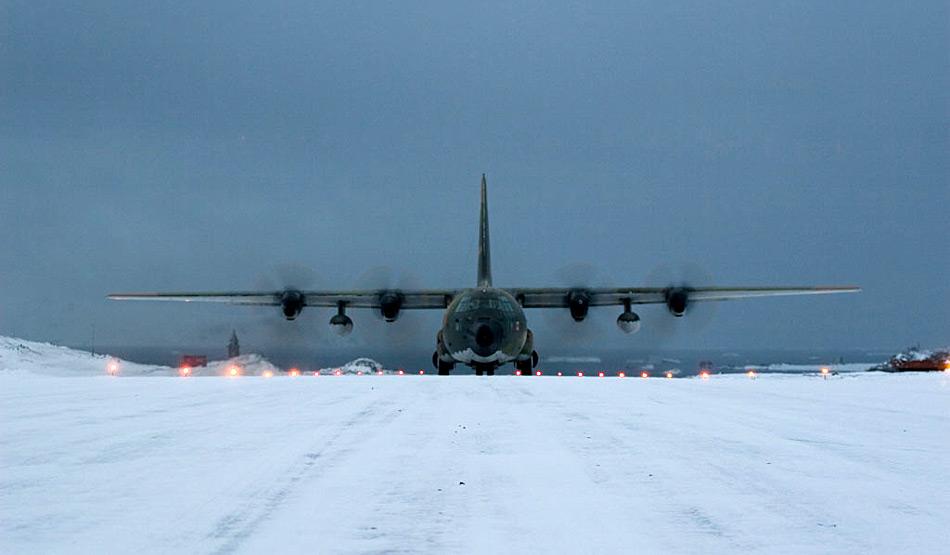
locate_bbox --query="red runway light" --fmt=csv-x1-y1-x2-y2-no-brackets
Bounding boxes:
598,372,605,378
557,372,563,377
314,370,320,376
535,371,542,376
377,370,384,375
179,366,191,377
228,365,240,377
699,370,710,379
577,372,584,377
640,371,649,378
618,372,626,378
419,370,424,375
398,370,405,375
515,370,522,376
356,371,363,376
334,370,342,376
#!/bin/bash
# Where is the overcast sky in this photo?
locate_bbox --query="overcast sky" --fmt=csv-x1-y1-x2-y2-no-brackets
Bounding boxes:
1,1,947,353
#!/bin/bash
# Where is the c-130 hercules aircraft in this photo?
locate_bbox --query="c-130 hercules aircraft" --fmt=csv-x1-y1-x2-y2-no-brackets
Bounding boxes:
110,175,859,376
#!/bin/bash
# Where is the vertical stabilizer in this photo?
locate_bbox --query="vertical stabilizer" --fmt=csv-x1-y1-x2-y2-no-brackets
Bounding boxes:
477,174,492,287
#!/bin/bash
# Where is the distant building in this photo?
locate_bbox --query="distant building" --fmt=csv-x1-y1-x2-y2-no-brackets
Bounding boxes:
179,355,207,368
228,330,240,359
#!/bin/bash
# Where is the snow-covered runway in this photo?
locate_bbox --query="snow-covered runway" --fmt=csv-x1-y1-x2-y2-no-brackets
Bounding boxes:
2,371,948,554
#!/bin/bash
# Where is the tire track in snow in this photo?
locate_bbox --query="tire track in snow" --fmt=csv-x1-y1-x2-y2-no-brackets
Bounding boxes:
204,394,403,555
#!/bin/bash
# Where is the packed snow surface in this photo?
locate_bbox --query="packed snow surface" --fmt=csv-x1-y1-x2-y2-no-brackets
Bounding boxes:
1,342,948,553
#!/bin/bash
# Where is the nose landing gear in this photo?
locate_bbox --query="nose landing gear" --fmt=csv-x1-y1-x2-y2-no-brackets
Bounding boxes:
474,363,496,376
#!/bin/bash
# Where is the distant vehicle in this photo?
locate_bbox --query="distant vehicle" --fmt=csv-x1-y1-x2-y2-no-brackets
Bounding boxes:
178,355,207,368
886,348,950,372
109,175,860,376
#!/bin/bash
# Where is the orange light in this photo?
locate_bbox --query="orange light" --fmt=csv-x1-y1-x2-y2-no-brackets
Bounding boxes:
179,366,191,377
699,371,710,379
535,371,542,376
618,372,626,378
262,370,273,378
747,370,757,379
820,367,830,375
598,372,605,378
944,360,950,372
640,371,649,379
228,366,240,377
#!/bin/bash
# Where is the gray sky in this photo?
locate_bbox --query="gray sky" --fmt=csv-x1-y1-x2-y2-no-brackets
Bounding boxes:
1,1,947,352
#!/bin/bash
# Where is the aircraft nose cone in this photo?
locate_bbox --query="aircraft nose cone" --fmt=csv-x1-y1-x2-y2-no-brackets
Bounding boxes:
475,324,495,348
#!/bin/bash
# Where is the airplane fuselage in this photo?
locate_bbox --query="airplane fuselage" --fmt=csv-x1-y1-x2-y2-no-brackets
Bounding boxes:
436,287,532,373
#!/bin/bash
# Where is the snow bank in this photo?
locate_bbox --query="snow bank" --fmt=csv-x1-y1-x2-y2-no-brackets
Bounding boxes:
0,336,385,377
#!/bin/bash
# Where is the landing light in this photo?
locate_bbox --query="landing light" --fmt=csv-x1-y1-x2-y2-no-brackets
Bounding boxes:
228,366,240,377
289,368,300,377
262,370,273,378
747,370,757,379
820,367,830,379
699,370,710,379
665,371,673,379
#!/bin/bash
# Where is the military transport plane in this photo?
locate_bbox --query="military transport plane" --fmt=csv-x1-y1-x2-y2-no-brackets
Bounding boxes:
109,175,859,376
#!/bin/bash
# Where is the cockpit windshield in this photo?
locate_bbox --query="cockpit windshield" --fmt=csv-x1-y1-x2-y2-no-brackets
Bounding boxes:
456,296,517,314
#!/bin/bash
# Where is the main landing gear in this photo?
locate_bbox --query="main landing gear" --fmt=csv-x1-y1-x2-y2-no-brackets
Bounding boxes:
514,350,540,376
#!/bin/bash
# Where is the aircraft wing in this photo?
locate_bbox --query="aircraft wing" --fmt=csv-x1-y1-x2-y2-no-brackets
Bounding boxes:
509,286,861,308
107,290,459,309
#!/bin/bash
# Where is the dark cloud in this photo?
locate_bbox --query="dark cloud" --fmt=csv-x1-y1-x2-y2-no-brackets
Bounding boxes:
2,1,947,350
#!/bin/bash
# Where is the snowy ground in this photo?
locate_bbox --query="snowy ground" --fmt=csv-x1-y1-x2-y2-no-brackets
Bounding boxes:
2,343,949,553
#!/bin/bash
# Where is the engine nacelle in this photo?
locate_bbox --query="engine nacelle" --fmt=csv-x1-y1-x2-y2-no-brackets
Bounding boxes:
617,311,641,333
666,288,689,317
379,291,403,322
329,313,353,336
567,290,591,322
280,290,305,320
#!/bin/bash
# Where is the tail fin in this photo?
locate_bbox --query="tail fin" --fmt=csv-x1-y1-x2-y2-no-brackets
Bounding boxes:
477,174,492,287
